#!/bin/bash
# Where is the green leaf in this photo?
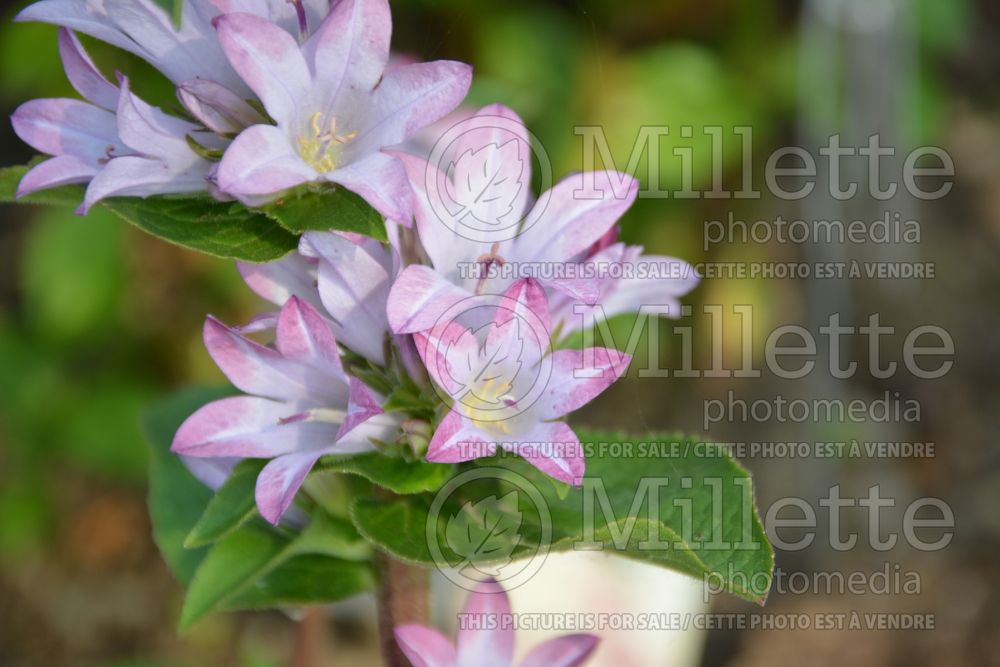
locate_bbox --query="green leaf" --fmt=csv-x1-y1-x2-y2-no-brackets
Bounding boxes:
179,521,291,630
1,164,298,261
185,460,265,548
142,387,234,586
350,431,774,604
260,186,387,241
180,511,373,630
315,451,453,494
445,492,522,577
102,196,298,262
223,554,373,610
0,164,84,207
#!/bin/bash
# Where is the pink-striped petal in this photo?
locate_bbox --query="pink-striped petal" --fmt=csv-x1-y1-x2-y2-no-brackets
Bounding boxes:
502,421,584,485
172,395,338,458
394,624,457,667
325,150,413,224
425,411,495,463
304,0,390,91
456,579,514,667
275,296,345,377
515,170,638,263
214,12,310,123
336,377,384,441
387,264,472,334
539,348,631,420
256,450,325,524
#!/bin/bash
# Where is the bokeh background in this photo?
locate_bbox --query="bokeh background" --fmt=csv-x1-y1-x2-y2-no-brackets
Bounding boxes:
1,0,997,665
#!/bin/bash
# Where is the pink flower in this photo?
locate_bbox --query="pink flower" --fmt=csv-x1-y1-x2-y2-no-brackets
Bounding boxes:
238,231,398,366
414,279,629,485
171,296,399,524
386,104,698,338
213,0,472,217
395,579,599,667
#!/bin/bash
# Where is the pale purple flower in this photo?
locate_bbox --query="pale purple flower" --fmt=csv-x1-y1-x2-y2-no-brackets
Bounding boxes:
413,278,629,485
238,231,397,365
11,29,126,199
212,0,472,218
16,0,247,93
395,579,599,667
386,104,698,338
172,296,400,524
79,75,219,211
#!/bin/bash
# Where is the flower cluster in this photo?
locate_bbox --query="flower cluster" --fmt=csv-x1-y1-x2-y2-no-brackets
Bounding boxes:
13,0,698,526
12,0,471,217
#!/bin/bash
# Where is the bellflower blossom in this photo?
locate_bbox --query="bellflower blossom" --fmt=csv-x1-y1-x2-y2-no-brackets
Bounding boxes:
213,0,472,218
172,296,400,524
414,279,629,484
395,578,599,667
387,104,698,338
237,230,399,366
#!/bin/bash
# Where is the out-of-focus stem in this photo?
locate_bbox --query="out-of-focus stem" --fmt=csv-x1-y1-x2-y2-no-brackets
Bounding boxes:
375,552,430,666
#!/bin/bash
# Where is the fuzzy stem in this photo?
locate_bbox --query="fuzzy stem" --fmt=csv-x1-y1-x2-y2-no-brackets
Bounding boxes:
375,552,430,666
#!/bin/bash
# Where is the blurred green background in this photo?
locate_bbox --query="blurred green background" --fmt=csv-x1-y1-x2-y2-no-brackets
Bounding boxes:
1,0,997,665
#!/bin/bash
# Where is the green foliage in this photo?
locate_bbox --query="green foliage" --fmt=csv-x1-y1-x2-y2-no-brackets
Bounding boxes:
261,186,387,241
0,165,389,262
184,460,265,548
352,430,774,604
315,452,453,495
143,390,375,630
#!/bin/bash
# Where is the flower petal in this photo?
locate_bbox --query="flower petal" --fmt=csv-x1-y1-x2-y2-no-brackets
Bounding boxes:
489,278,550,369
308,230,393,364
178,78,264,134
387,264,472,334
336,377,384,440
394,624,457,667
540,348,631,419
519,634,599,667
82,154,209,212
172,395,339,458
275,296,345,376
203,315,344,405
237,253,322,310
216,123,317,196
413,321,479,396
425,410,495,463
304,0,390,92
11,97,119,159
57,28,118,110
325,150,412,223
214,12,311,123
16,155,97,198
256,450,325,524
456,579,514,667
515,170,638,262
502,421,584,485
355,60,473,154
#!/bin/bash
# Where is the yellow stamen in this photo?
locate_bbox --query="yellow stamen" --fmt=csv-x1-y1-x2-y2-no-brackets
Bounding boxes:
297,112,357,173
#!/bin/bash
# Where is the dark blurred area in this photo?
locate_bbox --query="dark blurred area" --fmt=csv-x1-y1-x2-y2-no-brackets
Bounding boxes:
1,0,998,665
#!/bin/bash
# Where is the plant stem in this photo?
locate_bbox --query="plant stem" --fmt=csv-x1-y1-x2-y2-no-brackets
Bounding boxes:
375,552,430,666
293,606,325,667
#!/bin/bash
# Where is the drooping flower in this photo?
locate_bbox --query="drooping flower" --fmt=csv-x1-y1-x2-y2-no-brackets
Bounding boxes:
386,104,698,338
212,0,472,218
395,578,599,667
413,278,629,485
172,296,400,524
